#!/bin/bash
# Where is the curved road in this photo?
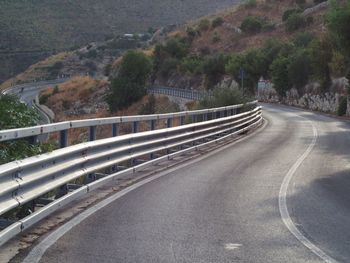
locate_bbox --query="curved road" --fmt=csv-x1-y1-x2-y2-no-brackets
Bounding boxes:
24,104,350,262
3,79,68,124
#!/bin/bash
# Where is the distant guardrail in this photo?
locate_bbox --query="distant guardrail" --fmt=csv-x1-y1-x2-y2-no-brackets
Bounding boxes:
0,103,262,246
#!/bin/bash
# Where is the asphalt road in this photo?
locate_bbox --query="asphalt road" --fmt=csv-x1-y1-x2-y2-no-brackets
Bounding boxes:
25,104,350,262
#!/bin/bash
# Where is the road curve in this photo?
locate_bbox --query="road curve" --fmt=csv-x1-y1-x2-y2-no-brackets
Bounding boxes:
3,79,68,124
24,104,350,262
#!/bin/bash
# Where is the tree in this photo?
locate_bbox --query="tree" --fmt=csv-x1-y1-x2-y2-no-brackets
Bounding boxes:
288,49,311,93
327,0,350,76
309,35,333,91
107,50,152,112
202,54,227,88
270,55,290,97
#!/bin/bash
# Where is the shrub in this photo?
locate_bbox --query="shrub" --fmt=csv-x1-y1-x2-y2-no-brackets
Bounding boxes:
163,38,189,59
159,58,179,78
198,19,210,31
186,26,199,39
240,16,262,34
53,85,59,94
212,32,221,43
62,100,71,110
338,96,347,116
212,17,224,28
282,8,302,22
39,93,50,104
244,0,257,9
179,56,203,75
262,22,276,32
293,32,314,47
138,94,156,114
199,86,248,109
285,13,306,32
306,16,314,25
0,94,41,165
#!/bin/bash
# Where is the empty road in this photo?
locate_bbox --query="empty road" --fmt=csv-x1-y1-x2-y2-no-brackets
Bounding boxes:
24,104,350,263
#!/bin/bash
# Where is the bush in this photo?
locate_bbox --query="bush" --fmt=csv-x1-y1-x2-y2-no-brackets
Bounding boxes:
53,85,59,94
338,96,347,116
62,100,71,110
39,93,50,104
244,0,257,9
282,9,302,22
285,13,306,32
240,16,262,34
179,56,203,75
198,19,210,31
159,58,179,78
138,94,156,115
212,32,221,43
262,22,276,32
163,38,189,59
0,94,41,165
212,17,224,28
199,87,249,109
293,32,314,47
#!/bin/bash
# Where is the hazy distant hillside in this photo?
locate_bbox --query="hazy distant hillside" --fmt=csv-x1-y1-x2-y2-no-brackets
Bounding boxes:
0,0,241,83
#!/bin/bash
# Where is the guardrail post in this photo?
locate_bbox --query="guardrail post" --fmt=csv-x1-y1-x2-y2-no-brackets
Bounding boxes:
180,116,185,126
149,120,156,160
203,114,207,121
89,126,97,141
59,130,68,148
133,121,139,133
192,115,197,123
224,110,228,117
112,123,118,137
167,118,173,128
150,120,156,130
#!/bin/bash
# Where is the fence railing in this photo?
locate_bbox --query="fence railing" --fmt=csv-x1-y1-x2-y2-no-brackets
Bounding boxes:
148,86,210,101
0,103,262,247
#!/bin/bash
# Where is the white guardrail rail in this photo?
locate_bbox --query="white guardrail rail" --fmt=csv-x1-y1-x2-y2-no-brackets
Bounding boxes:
0,101,262,246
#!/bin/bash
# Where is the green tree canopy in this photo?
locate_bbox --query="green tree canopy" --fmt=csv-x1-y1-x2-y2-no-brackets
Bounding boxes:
107,50,152,112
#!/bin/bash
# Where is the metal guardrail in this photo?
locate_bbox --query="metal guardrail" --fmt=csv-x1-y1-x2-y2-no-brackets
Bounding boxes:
0,104,262,246
148,86,210,101
0,102,256,148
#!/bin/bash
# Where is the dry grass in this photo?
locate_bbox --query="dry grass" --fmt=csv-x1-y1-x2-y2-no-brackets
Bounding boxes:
0,52,72,91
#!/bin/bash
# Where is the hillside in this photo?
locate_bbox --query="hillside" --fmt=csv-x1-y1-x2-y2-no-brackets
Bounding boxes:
0,0,241,83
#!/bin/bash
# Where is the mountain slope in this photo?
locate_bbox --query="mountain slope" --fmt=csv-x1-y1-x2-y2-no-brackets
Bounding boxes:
0,0,241,83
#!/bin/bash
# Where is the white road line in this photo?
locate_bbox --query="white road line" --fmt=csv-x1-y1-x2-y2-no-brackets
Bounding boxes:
278,119,339,263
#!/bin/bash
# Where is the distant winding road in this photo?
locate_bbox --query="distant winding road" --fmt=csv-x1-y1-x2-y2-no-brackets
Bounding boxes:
21,103,350,263
3,79,68,125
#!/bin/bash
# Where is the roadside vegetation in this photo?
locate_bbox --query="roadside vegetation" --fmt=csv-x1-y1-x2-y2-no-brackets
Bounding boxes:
0,95,56,165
